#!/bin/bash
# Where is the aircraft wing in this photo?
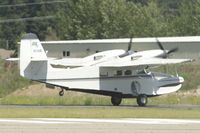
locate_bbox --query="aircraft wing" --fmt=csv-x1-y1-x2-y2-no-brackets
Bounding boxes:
49,58,84,67
49,56,193,68
97,58,193,68
41,36,200,59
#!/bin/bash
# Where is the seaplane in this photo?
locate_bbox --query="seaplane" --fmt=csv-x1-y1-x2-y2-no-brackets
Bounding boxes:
7,33,196,106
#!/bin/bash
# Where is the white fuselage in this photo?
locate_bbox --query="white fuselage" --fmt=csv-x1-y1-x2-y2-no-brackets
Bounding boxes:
19,34,184,98
32,62,183,97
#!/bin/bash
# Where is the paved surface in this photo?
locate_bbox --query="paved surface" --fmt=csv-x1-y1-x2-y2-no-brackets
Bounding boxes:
0,118,200,133
0,104,200,109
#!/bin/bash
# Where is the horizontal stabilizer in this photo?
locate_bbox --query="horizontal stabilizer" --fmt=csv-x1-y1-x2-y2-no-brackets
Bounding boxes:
6,57,48,62
30,58,48,61
6,58,19,61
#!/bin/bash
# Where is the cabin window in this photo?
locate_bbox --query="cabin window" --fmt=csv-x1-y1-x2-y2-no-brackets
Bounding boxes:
114,70,122,76
63,51,70,57
137,70,145,74
94,55,103,60
124,70,132,75
100,72,108,77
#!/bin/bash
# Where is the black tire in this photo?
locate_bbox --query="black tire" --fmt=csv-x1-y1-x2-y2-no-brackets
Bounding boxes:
137,94,148,106
111,96,122,106
59,90,64,96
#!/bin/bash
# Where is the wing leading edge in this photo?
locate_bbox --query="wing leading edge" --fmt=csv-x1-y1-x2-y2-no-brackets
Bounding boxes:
97,58,193,68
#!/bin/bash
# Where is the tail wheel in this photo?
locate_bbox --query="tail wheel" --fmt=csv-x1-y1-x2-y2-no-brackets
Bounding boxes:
137,94,148,107
59,89,64,96
111,96,122,106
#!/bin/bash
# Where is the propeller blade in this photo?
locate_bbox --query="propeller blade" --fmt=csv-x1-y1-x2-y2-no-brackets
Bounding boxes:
156,38,168,58
128,37,132,51
119,37,133,58
156,38,165,50
167,47,179,54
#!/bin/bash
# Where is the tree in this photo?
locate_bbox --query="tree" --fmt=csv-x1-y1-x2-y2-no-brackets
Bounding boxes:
166,0,200,36
0,0,64,50
56,0,166,39
56,0,103,40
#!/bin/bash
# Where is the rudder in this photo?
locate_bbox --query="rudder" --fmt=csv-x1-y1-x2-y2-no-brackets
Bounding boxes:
20,33,48,79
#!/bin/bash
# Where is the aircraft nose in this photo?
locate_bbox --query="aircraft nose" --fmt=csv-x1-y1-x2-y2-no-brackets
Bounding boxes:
178,76,184,83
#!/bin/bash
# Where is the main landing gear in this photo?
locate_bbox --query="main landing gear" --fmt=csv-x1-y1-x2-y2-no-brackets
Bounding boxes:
137,94,148,107
111,96,122,106
111,94,148,107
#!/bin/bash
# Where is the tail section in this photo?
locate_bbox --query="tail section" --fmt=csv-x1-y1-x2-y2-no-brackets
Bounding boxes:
20,33,48,80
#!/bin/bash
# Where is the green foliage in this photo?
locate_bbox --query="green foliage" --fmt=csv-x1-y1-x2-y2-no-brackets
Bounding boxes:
0,0,64,50
151,63,200,91
171,0,200,36
0,0,200,49
1,94,200,106
55,0,200,40
56,0,166,39
0,95,111,106
0,59,30,97
178,63,200,90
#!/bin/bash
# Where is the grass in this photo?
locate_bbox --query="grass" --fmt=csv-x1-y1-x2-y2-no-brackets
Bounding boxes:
0,107,199,118
0,59,30,97
0,95,112,106
151,63,200,91
1,93,200,106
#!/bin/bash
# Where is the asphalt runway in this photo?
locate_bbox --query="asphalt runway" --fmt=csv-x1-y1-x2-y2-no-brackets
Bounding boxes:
0,118,200,133
0,104,200,109
0,105,199,133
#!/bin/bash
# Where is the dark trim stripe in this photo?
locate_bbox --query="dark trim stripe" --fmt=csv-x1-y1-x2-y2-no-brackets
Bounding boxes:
34,80,160,98
62,88,159,98
37,74,152,82
159,83,181,87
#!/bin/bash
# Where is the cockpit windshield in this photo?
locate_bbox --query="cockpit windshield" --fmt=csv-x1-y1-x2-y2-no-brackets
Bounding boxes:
137,69,151,75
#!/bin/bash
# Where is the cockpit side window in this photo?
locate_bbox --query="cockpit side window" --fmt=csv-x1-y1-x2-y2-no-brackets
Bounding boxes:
137,69,151,75
115,70,122,76
124,70,132,75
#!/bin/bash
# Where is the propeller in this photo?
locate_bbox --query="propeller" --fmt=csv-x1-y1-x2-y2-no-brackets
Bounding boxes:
156,38,178,58
119,37,133,58
128,37,132,51
167,47,178,55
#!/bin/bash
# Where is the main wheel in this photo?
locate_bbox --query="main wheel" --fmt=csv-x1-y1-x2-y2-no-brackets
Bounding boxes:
137,94,148,106
111,96,122,106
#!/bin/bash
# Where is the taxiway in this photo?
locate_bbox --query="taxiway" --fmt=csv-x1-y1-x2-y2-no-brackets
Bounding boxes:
0,118,199,133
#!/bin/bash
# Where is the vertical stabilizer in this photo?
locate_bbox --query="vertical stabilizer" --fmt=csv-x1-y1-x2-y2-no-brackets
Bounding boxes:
20,33,48,79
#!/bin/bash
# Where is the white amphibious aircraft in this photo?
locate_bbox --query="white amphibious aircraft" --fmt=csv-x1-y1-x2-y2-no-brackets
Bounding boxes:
8,33,196,106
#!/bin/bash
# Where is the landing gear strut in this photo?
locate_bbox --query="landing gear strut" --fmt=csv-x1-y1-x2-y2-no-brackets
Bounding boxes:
137,94,148,106
59,89,64,96
111,96,122,106
59,87,69,96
